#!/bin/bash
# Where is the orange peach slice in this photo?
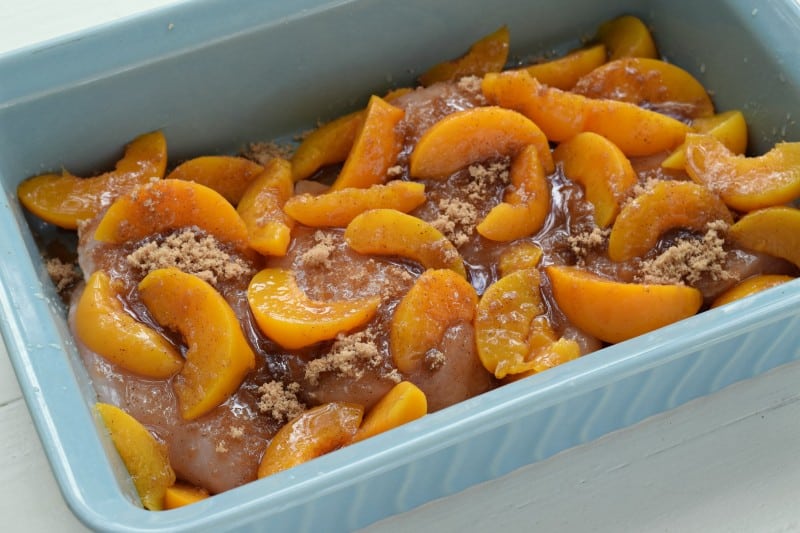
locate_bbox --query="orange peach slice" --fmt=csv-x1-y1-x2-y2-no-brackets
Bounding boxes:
662,110,748,170
257,402,364,478
18,131,167,229
345,209,466,277
520,43,607,90
96,403,176,511
165,155,265,205
236,158,295,256
94,179,250,252
475,268,579,378
573,57,714,119
711,274,795,308
291,110,365,182
164,483,210,509
247,268,380,350
482,70,689,156
352,381,427,442
684,133,800,212
329,95,405,191
419,25,509,86
728,206,800,269
546,265,703,344
477,144,550,241
284,181,426,227
390,269,478,374
596,15,658,60
409,106,554,180
553,131,637,227
497,241,543,277
138,268,256,420
608,180,733,262
75,271,183,379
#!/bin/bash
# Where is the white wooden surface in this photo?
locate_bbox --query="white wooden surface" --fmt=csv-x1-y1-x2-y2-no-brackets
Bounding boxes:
2,2,800,532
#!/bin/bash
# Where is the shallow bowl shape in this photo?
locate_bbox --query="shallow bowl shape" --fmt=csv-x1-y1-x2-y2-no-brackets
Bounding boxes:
1,0,799,531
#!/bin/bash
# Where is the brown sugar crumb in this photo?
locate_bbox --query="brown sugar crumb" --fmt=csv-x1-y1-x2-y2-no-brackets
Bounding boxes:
241,141,295,166
637,220,735,285
305,328,385,386
431,197,478,247
228,426,245,439
300,230,336,268
126,229,252,285
568,227,610,262
257,381,306,423
424,348,446,371
215,440,228,454
387,165,404,178
466,159,510,201
45,257,81,295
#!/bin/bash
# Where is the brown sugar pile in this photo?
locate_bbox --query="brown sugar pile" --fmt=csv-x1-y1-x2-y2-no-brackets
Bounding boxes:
241,141,294,166
305,328,400,386
257,381,306,423
126,229,252,285
568,227,610,262
46,257,81,295
300,230,336,269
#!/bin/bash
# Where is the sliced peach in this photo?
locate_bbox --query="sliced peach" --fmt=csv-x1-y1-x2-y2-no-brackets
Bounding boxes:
165,155,264,205
345,209,466,277
284,181,426,227
419,25,509,86
94,179,250,252
520,43,607,90
684,133,800,212
728,206,800,269
291,110,365,182
482,70,689,156
329,96,405,191
662,110,748,170
236,158,295,256
95,403,175,511
257,402,364,478
573,57,714,119
138,268,256,420
18,131,167,229
75,271,183,379
477,144,550,241
546,265,703,344
247,268,380,350
409,106,554,180
497,241,543,277
608,180,733,261
163,483,210,509
475,268,579,378
711,274,795,308
553,131,637,227
390,269,478,373
352,381,427,442
596,15,658,60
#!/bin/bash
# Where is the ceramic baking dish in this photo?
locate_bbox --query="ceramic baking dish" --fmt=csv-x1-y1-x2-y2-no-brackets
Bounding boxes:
1,0,799,531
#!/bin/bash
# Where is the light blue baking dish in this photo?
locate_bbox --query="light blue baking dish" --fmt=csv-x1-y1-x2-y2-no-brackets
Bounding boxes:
1,0,799,531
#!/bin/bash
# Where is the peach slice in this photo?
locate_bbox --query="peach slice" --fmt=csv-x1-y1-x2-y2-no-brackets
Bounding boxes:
482,70,689,156
345,209,467,277
728,206,800,269
94,179,250,252
608,180,733,262
236,158,295,256
409,106,554,180
291,110,365,182
497,241,543,277
352,381,427,442
390,269,478,374
419,25,509,86
477,144,550,241
662,110,748,170
711,274,795,308
247,268,380,350
329,95,405,191
546,265,703,344
520,43,607,90
595,15,658,60
18,131,167,229
164,483,210,509
95,403,176,511
553,131,637,227
75,271,183,379
573,57,714,119
165,156,265,205
138,268,256,420
257,402,364,478
284,181,426,227
475,268,579,378
684,133,800,212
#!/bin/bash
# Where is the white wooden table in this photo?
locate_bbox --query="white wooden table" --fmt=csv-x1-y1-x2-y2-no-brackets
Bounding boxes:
2,2,800,532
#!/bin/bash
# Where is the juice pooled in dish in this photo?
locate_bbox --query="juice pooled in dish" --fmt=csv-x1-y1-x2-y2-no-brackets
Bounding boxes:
17,14,800,510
